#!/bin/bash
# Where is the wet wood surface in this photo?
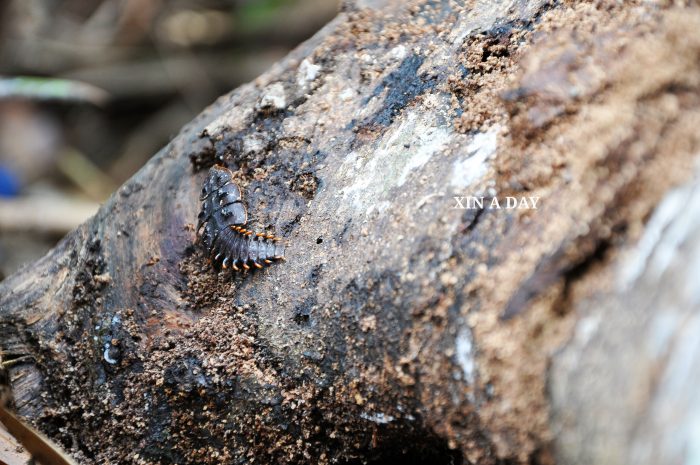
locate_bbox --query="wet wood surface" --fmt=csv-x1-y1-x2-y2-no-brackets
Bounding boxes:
1,1,700,464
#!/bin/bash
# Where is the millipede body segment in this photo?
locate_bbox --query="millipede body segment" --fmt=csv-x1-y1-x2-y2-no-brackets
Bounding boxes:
197,165,285,272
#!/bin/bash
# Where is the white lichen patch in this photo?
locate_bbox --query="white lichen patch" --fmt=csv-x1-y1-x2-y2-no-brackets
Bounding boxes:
242,133,267,155
449,126,499,190
297,59,321,88
337,94,452,214
389,44,407,61
258,82,287,111
360,411,395,424
204,105,253,137
339,88,355,101
449,0,548,46
397,124,450,186
455,326,476,385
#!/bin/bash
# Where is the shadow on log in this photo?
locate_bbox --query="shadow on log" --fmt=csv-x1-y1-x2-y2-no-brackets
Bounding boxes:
2,1,700,464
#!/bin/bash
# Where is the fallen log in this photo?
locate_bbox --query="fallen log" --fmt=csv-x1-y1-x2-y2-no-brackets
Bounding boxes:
2,1,700,464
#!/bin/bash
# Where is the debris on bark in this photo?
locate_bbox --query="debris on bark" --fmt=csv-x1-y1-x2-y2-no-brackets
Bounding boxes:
2,1,700,464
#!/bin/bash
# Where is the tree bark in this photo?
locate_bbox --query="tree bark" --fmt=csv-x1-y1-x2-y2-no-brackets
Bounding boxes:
2,1,700,464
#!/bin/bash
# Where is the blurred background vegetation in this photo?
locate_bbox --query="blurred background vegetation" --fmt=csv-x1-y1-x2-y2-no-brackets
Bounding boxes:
0,0,338,279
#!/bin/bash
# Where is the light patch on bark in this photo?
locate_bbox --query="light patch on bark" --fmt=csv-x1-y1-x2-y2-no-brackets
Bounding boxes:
204,105,253,136
619,168,700,290
359,411,395,424
456,326,476,385
258,83,287,111
297,59,321,88
338,94,452,215
449,126,499,189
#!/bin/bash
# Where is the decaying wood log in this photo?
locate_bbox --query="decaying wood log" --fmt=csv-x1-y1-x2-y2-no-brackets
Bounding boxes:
2,1,700,464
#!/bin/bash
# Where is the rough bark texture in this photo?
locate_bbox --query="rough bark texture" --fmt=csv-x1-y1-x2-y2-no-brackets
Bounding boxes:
2,1,700,464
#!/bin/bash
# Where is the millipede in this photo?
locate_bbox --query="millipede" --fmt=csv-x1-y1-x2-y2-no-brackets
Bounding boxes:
196,165,285,272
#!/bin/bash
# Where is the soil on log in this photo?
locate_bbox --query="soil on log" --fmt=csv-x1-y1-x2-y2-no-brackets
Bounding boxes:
2,1,700,464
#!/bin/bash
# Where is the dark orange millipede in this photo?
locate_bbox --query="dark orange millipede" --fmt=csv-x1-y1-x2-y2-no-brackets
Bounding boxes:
196,165,285,272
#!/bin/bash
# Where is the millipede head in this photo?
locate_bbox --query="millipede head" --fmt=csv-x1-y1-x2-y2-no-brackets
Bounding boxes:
200,165,232,200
